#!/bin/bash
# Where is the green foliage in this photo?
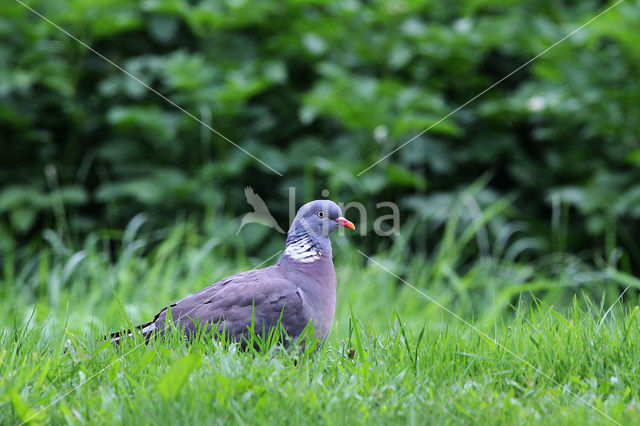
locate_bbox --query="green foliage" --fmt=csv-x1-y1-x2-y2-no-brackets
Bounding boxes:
1,0,639,266
3,2,639,420
0,201,639,423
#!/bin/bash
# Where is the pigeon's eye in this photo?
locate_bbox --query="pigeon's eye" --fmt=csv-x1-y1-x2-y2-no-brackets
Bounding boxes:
317,211,325,218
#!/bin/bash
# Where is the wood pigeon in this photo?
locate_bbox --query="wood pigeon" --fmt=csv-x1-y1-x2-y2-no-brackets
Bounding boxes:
109,200,355,345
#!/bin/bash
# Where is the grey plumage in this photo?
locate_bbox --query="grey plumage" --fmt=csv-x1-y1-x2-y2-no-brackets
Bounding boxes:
109,200,354,345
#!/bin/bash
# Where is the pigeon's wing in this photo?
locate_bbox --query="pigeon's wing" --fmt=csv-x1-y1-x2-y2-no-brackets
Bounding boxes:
152,266,307,341
244,186,271,215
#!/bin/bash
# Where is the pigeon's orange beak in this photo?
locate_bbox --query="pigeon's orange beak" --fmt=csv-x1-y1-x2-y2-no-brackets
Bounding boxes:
335,217,355,230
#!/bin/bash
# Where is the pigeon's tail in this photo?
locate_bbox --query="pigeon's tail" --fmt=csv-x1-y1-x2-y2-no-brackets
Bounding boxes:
108,321,157,345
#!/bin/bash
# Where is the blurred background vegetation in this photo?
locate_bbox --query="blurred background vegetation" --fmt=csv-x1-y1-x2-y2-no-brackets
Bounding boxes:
2,0,640,305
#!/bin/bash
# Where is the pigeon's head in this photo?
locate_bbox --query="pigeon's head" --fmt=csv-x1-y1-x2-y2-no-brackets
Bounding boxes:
288,200,355,240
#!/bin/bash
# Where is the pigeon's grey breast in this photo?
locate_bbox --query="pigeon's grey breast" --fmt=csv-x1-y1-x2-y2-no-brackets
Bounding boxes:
279,255,337,340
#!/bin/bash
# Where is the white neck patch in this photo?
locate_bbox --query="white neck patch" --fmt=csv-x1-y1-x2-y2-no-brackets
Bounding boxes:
284,236,321,263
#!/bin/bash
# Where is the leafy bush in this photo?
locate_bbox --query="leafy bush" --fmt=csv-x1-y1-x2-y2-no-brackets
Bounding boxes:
1,0,639,267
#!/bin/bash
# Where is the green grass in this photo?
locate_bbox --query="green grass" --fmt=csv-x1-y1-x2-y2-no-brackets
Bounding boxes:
1,214,640,425
2,298,639,425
